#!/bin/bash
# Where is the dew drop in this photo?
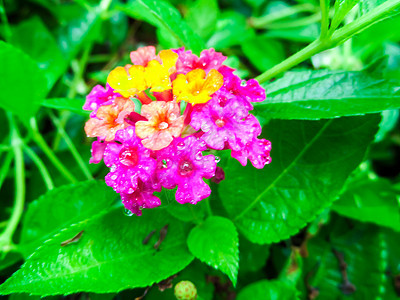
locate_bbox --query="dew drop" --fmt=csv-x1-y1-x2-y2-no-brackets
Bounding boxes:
177,141,185,150
158,121,169,130
179,161,194,176
169,113,177,121
215,156,221,163
195,151,203,160
128,188,134,193
124,209,134,216
110,164,117,172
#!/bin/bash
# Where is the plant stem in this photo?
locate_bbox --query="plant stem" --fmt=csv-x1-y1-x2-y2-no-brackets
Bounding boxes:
49,112,93,180
256,0,400,83
30,117,78,183
0,151,13,190
256,39,325,83
205,197,213,217
0,115,25,252
23,144,54,190
0,0,12,42
319,0,330,38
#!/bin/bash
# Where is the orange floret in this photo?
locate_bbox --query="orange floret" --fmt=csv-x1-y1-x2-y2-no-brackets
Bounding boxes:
135,101,184,151
84,97,135,141
172,68,223,105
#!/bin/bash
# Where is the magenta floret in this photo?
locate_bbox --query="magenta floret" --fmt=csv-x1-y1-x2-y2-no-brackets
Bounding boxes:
190,97,261,151
156,136,216,204
173,47,226,74
83,83,121,117
231,138,272,169
103,127,156,194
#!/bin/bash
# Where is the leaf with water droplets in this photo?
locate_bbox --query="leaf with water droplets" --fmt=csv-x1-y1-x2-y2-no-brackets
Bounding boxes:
219,115,380,244
0,209,193,296
19,181,117,258
187,216,239,286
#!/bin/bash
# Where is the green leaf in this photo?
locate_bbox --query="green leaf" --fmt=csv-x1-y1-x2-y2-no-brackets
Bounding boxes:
302,222,389,299
254,70,400,120
206,11,255,50
265,24,320,43
10,16,66,90
119,0,205,54
359,0,387,15
237,279,298,300
185,0,219,39
187,216,239,286
41,98,89,116
241,36,285,72
0,41,47,118
239,235,270,273
19,181,116,257
1,208,193,296
219,115,380,244
331,0,360,31
332,167,400,231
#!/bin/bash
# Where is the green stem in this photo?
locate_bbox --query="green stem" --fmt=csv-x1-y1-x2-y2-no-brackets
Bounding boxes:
256,0,400,83
265,12,321,29
205,197,213,217
0,115,25,252
319,0,330,38
49,112,93,181
0,0,12,42
249,3,316,28
23,144,55,190
30,117,78,183
0,151,14,190
256,39,325,83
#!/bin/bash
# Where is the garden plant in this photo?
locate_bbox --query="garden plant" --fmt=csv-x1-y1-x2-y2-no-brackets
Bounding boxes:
0,0,400,299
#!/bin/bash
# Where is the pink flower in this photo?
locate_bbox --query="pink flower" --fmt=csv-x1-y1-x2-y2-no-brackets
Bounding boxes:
231,138,272,169
130,46,157,66
219,66,265,110
83,84,121,117
103,127,157,194
121,179,161,216
190,96,261,151
173,48,226,74
89,140,108,164
156,136,216,204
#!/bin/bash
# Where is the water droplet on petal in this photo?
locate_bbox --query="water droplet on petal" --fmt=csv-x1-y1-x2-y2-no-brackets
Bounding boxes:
110,164,117,172
177,141,185,150
195,151,203,160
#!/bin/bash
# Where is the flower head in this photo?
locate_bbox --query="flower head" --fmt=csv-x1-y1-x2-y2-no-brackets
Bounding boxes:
84,46,271,215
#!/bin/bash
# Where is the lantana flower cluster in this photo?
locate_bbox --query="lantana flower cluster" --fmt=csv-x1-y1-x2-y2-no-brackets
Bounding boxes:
83,46,271,216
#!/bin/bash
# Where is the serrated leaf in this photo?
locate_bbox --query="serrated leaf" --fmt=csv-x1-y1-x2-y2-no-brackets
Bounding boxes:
19,181,116,257
187,216,239,286
119,0,205,54
332,168,400,231
254,70,400,120
237,279,298,300
0,208,193,296
41,98,89,116
0,41,47,118
219,115,380,244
